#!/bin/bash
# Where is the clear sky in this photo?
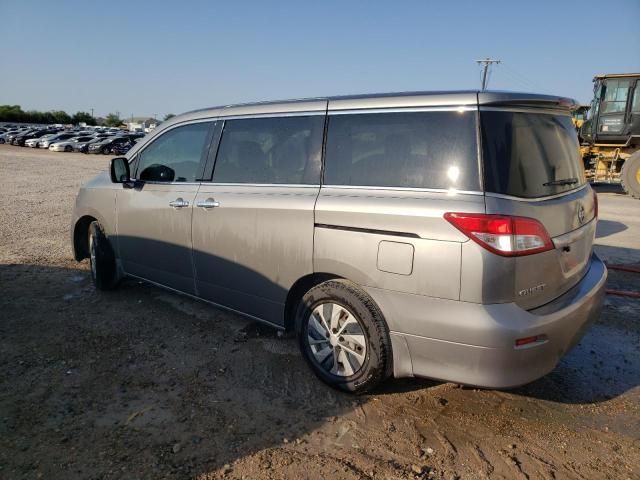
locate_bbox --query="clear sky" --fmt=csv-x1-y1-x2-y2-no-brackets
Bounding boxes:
1,0,638,119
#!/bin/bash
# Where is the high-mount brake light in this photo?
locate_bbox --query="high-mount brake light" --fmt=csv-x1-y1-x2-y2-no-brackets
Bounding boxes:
444,213,554,257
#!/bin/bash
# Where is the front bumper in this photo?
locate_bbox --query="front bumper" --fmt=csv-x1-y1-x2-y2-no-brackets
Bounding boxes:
366,254,607,388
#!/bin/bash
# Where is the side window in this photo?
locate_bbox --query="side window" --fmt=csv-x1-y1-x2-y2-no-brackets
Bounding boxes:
632,82,640,113
602,79,630,114
324,111,480,191
212,116,323,184
136,122,212,183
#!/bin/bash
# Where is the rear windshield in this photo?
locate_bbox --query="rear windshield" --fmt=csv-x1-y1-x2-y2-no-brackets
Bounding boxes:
481,110,585,198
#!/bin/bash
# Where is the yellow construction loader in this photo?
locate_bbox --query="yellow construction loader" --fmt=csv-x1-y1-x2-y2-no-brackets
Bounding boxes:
580,73,640,198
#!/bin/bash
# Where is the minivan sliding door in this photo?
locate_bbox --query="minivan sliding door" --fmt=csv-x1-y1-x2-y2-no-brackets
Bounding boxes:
192,111,325,326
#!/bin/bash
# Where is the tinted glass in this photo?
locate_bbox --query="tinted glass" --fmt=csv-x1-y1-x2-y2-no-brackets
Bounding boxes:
213,116,323,184
632,83,640,112
481,111,585,198
602,79,630,114
137,122,212,182
324,111,480,190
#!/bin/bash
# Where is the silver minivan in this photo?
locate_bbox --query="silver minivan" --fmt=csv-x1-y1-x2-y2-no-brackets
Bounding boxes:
71,91,607,393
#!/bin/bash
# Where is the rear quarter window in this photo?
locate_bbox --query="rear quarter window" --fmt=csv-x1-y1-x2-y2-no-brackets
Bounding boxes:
324,111,480,191
481,110,586,198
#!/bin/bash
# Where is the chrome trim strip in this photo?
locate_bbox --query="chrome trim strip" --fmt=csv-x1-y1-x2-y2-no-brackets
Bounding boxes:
321,184,485,196
125,273,285,330
218,111,326,120
140,181,202,186
485,183,588,202
198,182,320,188
329,106,477,115
479,106,570,115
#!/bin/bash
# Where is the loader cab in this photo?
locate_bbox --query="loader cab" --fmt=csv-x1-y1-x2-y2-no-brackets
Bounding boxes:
581,74,640,145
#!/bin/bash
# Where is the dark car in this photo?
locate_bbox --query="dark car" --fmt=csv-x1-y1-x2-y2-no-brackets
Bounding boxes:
105,134,144,155
110,139,137,156
72,137,103,153
14,129,58,146
7,130,34,145
88,136,135,155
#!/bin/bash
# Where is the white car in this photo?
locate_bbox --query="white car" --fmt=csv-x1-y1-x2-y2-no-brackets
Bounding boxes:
49,135,95,152
39,132,77,148
26,133,57,148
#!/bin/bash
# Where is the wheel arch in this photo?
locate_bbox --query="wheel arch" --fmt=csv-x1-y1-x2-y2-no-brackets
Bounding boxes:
72,215,98,261
283,272,344,332
72,208,115,261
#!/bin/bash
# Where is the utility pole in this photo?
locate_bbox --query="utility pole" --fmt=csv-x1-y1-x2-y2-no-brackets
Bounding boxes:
475,58,501,90
90,108,94,119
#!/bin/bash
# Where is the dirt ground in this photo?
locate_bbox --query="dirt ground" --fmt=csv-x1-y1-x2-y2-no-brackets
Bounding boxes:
0,145,638,480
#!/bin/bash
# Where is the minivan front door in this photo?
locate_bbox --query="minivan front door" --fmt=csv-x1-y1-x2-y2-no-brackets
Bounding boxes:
116,121,215,294
192,113,325,326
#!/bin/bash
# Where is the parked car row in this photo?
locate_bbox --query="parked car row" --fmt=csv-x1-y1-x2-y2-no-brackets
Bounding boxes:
0,124,144,155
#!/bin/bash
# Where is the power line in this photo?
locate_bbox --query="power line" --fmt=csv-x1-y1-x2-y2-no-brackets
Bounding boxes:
475,58,501,90
500,63,545,93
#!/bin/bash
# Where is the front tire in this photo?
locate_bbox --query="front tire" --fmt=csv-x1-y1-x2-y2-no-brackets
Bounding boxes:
621,151,640,200
65,145,72,152
295,279,392,394
88,221,118,290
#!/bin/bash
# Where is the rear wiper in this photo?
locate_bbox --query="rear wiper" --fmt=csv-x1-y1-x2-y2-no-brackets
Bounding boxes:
543,177,579,187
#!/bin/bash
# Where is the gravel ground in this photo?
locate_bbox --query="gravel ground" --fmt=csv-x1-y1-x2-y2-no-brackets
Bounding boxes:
0,145,639,480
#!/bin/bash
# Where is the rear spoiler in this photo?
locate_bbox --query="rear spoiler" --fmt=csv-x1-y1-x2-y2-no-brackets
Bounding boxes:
477,91,579,112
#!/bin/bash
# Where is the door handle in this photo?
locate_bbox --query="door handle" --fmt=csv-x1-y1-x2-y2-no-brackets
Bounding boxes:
196,198,220,209
169,198,190,208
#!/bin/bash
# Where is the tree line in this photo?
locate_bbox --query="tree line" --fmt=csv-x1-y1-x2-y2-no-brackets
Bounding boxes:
0,105,176,127
0,105,99,125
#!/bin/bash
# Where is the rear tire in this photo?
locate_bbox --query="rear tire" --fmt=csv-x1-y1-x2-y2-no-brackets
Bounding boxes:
88,221,118,290
621,152,640,200
295,279,392,394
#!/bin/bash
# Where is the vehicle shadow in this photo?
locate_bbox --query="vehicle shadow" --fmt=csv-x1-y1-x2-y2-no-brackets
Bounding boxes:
0,262,356,479
592,182,627,195
596,219,628,239
1,249,638,478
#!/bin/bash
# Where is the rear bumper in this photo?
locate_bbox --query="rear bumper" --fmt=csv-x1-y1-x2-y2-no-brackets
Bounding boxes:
366,254,607,388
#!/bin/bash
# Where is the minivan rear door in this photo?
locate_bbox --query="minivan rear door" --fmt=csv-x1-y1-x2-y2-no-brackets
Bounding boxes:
480,104,597,309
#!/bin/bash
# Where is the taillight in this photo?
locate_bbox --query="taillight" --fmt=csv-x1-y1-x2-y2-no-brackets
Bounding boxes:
592,189,598,219
444,213,554,257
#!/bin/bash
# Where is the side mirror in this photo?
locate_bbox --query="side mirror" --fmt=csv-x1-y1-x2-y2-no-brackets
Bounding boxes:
110,157,132,187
